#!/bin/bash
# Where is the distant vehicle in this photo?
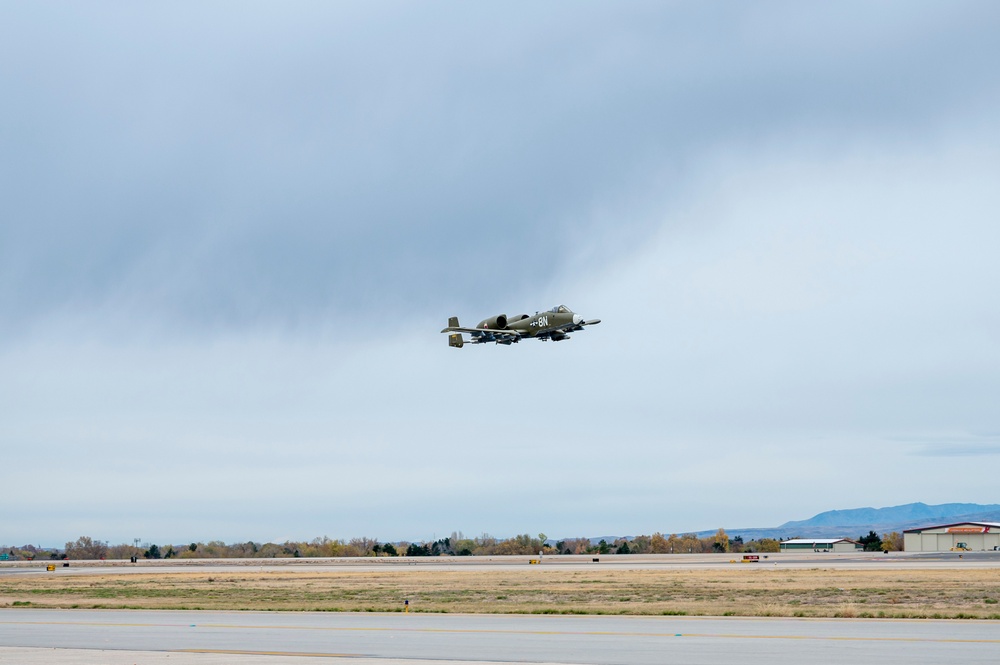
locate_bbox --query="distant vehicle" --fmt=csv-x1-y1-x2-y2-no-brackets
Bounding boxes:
951,543,971,551
441,305,600,347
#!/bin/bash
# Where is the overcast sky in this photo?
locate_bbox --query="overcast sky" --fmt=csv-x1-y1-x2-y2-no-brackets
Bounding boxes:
3,2,999,547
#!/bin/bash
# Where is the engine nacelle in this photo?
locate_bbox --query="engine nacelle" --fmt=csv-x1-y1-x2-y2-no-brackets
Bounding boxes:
478,314,508,330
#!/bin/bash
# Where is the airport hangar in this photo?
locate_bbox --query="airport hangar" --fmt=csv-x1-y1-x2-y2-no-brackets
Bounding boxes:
903,522,1000,551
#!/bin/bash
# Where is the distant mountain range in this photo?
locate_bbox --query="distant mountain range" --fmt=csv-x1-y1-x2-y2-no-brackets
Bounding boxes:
706,502,1000,541
579,503,1000,545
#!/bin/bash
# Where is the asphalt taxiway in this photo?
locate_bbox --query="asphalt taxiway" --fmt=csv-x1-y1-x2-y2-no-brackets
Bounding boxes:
2,608,1000,664
4,550,1000,576
3,553,999,663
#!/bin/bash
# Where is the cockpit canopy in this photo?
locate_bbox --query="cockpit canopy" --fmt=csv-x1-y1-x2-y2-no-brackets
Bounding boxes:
549,305,573,314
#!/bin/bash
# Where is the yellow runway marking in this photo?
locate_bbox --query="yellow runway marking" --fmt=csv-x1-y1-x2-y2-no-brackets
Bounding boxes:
3,619,1000,645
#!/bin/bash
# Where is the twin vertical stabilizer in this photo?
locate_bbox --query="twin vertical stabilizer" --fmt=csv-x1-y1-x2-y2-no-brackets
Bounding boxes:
447,317,464,348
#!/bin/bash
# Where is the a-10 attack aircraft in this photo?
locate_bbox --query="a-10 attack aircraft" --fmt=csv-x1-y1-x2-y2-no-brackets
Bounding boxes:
441,305,600,347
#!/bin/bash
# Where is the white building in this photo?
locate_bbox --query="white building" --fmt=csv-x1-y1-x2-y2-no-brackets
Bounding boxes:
779,538,862,553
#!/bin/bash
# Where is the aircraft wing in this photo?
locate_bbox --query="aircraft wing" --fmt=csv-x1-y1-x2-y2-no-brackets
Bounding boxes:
439,326,520,336
440,326,525,345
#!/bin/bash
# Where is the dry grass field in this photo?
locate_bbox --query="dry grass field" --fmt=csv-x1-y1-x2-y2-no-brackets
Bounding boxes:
3,567,1000,618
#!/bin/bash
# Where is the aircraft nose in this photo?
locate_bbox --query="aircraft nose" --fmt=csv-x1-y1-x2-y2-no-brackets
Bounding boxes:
573,314,582,325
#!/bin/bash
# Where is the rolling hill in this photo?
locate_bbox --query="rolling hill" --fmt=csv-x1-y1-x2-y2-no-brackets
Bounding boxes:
698,502,1000,541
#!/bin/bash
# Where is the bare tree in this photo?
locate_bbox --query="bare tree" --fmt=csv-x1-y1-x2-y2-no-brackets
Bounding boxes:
349,537,379,556
64,536,108,560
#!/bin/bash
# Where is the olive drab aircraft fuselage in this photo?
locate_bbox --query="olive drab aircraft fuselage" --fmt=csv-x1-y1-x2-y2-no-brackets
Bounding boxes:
441,305,601,347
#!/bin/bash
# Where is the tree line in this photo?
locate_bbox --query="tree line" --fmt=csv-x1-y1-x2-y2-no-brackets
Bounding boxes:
0,529,906,561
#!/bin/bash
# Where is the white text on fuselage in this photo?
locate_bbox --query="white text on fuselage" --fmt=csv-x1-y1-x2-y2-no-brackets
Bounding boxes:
530,316,549,328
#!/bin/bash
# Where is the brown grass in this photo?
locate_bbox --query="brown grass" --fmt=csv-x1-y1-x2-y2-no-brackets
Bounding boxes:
3,567,1000,618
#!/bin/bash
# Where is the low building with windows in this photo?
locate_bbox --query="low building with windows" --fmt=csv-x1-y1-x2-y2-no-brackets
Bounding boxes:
903,522,1000,552
779,538,863,553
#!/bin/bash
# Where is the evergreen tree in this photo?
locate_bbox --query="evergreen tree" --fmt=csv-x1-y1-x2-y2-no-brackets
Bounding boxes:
858,531,883,552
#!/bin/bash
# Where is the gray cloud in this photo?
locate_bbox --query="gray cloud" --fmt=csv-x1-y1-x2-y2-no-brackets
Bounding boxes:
2,2,1000,544
4,2,998,338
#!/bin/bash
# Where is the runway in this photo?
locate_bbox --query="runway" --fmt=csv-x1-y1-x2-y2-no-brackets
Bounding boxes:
2,609,1000,664
4,550,1000,576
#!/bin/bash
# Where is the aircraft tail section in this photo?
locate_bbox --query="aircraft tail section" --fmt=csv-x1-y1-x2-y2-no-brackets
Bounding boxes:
447,317,464,348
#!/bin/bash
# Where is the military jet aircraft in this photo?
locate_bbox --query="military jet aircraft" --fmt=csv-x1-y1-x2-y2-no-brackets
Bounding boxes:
441,305,600,347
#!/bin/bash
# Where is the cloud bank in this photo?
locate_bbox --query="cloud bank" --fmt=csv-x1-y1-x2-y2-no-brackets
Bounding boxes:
2,2,999,544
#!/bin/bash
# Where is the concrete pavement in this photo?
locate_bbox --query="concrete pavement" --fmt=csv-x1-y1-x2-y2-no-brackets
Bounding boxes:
3,609,1000,664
